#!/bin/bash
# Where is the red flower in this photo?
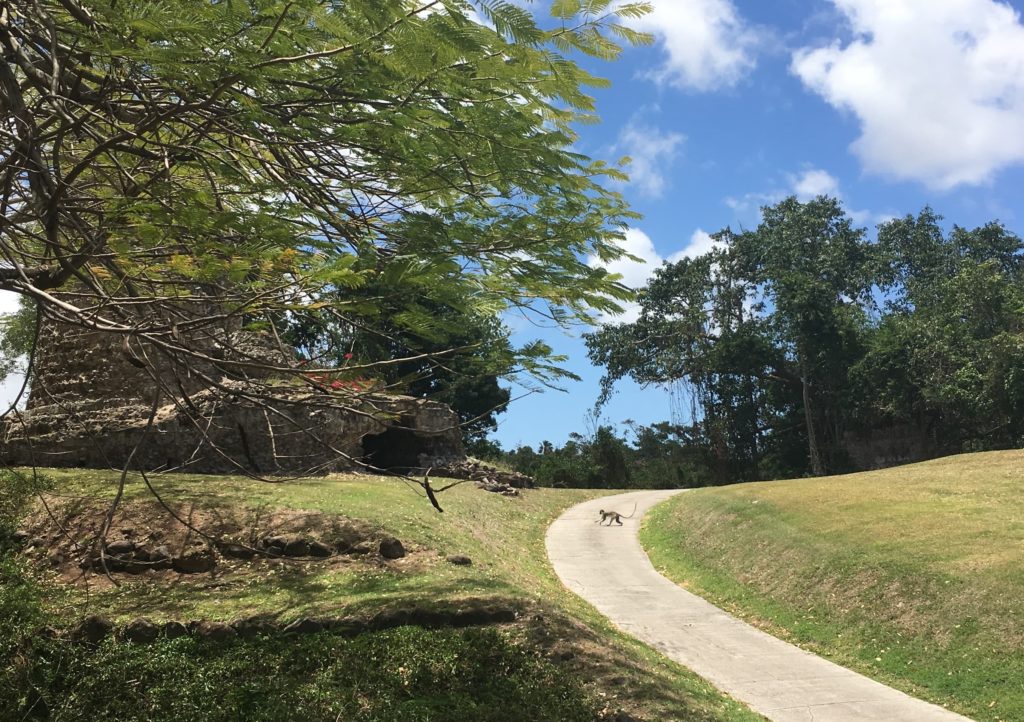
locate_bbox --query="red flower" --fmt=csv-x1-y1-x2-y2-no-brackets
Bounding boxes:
343,353,354,360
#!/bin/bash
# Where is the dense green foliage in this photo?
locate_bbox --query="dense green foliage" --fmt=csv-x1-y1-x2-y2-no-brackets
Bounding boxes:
284,296,517,444
0,470,50,537
586,197,1024,481
4,629,597,721
0,471,49,705
0,296,35,387
498,422,719,489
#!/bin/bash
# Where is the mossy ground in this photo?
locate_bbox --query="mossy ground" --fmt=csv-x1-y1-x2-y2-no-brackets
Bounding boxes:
641,450,1024,722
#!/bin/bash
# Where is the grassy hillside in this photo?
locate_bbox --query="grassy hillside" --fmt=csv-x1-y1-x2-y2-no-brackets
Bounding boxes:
2,468,761,722
641,450,1024,722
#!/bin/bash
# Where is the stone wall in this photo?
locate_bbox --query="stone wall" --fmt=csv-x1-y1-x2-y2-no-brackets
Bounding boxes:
1,299,465,475
25,296,225,413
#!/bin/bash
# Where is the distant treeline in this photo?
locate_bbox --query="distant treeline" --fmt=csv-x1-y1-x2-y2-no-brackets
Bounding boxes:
479,423,735,489
485,197,1024,487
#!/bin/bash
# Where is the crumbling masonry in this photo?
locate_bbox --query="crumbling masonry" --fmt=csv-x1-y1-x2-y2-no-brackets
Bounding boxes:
0,298,465,474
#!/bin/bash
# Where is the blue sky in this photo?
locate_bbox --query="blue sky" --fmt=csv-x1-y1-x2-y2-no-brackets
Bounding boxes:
493,0,1024,450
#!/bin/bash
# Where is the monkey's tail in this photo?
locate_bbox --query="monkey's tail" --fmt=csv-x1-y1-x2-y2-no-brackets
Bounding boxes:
621,502,638,519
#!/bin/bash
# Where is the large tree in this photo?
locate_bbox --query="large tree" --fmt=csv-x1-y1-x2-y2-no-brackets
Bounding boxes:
587,197,876,479
728,196,874,475
0,0,651,459
587,197,1024,482
858,210,1024,450
586,247,785,482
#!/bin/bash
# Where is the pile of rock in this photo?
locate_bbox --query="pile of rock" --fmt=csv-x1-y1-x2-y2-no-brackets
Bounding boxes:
433,459,535,492
253,532,406,560
11,530,47,550
257,534,333,559
12,527,409,576
475,479,522,496
79,540,210,575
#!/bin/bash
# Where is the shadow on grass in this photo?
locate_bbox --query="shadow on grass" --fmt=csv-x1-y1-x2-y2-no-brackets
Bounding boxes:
524,611,756,722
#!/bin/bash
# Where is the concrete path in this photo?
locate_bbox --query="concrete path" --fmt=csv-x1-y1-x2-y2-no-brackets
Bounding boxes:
546,490,972,722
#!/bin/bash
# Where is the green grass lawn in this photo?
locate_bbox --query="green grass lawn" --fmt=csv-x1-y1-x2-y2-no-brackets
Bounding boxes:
641,450,1024,722
33,468,605,623
3,467,762,722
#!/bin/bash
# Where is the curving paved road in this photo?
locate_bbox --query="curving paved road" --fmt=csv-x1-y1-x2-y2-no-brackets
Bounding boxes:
546,490,972,722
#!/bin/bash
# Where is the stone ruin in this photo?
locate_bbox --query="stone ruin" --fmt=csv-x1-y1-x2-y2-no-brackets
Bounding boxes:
0,296,465,475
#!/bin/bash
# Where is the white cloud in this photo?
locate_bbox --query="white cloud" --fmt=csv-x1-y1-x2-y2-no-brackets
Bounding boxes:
792,0,1024,189
589,227,721,323
624,0,761,91
790,168,840,200
668,229,721,263
788,167,895,225
847,207,873,225
614,119,686,198
724,190,786,220
593,227,664,293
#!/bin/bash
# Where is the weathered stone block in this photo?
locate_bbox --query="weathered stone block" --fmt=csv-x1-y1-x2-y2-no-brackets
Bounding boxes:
172,550,216,574
123,618,160,644
379,536,406,560
73,615,113,643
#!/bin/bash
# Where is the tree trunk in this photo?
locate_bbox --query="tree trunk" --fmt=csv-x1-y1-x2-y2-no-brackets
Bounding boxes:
800,354,825,476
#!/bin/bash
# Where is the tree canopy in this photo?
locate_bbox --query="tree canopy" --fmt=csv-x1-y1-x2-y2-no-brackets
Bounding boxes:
586,197,1024,482
0,0,652,454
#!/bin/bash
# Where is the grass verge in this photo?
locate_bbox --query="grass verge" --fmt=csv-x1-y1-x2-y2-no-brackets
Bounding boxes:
3,467,762,722
641,450,1024,722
